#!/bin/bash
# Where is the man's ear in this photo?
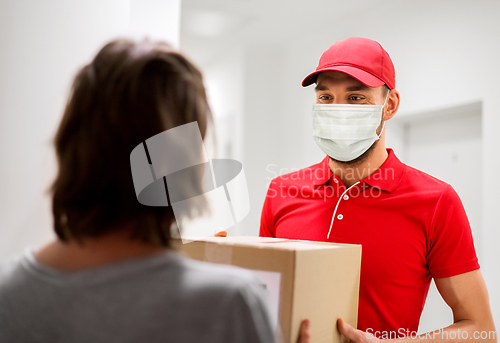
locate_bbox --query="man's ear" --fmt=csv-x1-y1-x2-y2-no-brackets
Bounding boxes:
383,89,400,121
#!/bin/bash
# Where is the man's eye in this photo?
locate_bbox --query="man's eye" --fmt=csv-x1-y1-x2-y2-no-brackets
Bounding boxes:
319,95,331,100
349,96,362,101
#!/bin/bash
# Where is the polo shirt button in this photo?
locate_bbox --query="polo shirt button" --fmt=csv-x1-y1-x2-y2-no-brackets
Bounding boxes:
337,214,343,220
343,195,349,200
333,178,338,183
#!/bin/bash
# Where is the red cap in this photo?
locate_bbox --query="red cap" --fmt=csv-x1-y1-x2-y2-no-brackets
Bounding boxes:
302,37,395,89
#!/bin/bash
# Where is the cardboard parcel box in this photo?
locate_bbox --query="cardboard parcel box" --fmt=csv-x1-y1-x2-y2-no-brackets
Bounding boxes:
174,236,361,343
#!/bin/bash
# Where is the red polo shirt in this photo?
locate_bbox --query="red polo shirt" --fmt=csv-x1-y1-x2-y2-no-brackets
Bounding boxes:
259,149,479,335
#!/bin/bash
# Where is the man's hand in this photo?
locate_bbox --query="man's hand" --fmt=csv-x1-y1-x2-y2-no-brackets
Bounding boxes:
297,319,311,343
214,228,227,237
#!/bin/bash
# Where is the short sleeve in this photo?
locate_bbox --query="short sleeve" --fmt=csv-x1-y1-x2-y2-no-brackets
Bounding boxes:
259,181,276,238
426,184,480,278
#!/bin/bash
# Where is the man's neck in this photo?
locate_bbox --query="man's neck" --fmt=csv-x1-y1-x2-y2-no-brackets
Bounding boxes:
329,144,389,188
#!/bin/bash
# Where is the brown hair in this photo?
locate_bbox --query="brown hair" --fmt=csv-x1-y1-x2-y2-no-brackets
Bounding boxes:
51,38,212,246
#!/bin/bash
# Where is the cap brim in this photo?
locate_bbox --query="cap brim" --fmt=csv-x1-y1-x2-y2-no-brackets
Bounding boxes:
301,65,386,88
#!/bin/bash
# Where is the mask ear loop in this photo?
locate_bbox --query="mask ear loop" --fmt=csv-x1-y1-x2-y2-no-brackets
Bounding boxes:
377,89,391,139
382,89,391,107
377,122,386,139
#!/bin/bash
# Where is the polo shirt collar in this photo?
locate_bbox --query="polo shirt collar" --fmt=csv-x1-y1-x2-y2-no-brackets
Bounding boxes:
312,155,333,186
363,149,405,193
312,149,406,193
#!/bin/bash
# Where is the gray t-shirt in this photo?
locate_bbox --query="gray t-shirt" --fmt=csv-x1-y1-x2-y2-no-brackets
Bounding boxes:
0,249,276,343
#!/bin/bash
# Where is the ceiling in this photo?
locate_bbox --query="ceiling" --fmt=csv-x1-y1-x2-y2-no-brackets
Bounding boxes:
180,0,384,66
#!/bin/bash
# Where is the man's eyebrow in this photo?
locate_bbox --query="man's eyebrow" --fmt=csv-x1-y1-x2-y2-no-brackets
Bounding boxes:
315,84,329,92
346,84,369,92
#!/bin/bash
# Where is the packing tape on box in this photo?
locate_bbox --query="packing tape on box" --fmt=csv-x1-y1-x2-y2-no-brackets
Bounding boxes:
130,122,250,240
205,243,233,264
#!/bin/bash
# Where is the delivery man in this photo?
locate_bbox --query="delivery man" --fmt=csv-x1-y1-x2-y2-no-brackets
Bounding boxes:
218,37,496,342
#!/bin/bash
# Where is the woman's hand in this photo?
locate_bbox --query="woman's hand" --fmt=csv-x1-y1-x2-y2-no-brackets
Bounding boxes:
338,318,381,343
214,228,227,237
298,318,379,343
297,319,311,343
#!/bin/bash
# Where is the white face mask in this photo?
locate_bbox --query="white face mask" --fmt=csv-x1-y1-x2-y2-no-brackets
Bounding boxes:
312,93,389,162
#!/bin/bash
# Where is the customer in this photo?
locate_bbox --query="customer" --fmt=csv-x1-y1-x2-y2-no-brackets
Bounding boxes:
0,39,275,343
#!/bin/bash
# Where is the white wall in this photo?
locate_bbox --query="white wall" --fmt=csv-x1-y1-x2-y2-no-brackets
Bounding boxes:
0,0,181,261
183,0,500,327
389,102,483,333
